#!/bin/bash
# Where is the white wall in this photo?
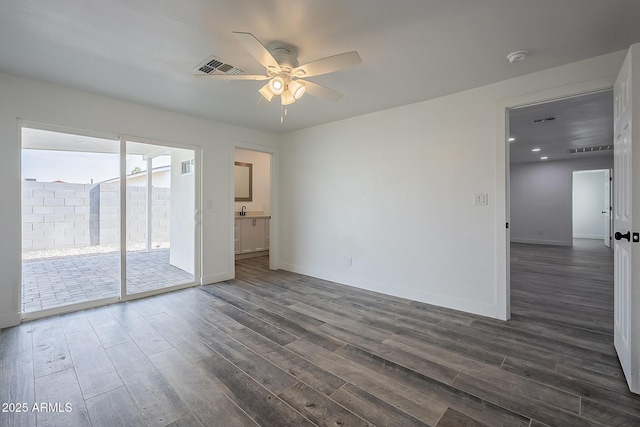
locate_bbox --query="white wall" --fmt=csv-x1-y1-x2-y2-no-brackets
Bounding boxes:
234,148,271,214
573,169,608,239
0,71,278,328
279,50,625,319
510,158,612,245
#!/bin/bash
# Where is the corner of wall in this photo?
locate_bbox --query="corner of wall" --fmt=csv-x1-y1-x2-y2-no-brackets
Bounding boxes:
0,312,21,330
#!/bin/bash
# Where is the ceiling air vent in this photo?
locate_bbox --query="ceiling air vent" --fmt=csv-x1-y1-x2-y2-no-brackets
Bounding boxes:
531,115,557,124
194,56,243,76
568,144,613,154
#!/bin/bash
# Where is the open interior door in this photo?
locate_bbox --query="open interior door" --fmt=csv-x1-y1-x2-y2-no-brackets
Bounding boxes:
613,43,640,394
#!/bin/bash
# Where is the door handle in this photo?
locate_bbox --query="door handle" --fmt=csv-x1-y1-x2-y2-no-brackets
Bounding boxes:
615,231,631,241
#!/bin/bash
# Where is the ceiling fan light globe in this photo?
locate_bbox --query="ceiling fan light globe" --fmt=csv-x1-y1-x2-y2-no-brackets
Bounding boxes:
258,83,275,101
289,80,306,99
269,76,285,95
281,89,296,105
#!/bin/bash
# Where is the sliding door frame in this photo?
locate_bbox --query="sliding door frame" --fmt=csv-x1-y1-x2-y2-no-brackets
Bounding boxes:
119,135,202,302
19,122,202,320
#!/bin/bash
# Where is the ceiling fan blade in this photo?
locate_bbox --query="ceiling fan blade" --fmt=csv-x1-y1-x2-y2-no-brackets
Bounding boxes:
298,80,343,102
292,51,361,78
233,32,281,73
195,74,269,81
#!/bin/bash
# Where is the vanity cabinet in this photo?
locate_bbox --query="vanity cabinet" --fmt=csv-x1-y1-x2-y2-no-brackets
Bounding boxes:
235,217,269,257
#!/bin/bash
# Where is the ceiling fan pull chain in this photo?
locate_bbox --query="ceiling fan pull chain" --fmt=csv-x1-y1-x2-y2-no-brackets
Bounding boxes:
280,104,289,124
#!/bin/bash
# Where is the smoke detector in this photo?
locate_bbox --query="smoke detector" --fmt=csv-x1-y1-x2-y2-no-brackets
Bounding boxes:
507,50,528,63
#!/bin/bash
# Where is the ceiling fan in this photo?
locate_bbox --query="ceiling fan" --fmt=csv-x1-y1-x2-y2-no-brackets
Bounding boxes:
197,32,362,108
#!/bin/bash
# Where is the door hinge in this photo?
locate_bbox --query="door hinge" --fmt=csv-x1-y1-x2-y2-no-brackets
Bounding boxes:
506,222,509,229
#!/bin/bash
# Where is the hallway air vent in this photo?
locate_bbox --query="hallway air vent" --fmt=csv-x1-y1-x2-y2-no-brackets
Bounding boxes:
194,56,244,76
568,144,613,154
531,115,557,124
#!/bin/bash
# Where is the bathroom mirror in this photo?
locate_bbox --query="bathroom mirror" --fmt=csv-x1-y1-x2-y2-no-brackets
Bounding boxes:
234,162,252,201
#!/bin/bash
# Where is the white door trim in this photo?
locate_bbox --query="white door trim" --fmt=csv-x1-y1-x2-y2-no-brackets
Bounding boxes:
495,76,617,320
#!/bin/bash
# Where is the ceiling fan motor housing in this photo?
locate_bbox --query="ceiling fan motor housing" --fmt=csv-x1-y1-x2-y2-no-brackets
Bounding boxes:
272,48,299,72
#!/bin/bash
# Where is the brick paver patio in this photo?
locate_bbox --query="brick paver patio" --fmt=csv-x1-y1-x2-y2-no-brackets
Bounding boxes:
22,248,194,313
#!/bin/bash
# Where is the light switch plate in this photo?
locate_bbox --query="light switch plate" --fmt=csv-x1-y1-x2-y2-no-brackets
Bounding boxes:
473,193,488,206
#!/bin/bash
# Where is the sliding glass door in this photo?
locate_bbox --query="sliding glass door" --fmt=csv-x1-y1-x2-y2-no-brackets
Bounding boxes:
21,127,121,314
124,140,199,296
21,126,200,317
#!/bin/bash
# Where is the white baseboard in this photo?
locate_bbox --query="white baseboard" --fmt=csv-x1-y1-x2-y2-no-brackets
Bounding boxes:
510,237,571,246
573,234,604,240
278,262,498,319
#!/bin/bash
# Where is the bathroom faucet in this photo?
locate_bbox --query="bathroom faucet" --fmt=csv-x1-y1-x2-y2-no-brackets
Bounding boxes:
241,206,247,216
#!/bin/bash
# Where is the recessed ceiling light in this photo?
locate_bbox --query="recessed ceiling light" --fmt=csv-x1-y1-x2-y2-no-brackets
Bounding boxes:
509,137,515,142
532,148,541,152
540,156,548,160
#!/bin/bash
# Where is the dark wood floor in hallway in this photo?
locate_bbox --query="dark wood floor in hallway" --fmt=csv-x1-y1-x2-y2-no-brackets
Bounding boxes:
1,241,639,426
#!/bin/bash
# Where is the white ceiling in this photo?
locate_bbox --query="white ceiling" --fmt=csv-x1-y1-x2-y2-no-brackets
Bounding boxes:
1,1,640,134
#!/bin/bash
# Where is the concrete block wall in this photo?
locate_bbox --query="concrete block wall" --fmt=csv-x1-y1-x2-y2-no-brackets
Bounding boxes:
94,183,120,247
22,182,93,250
22,181,171,251
128,185,148,245
121,185,171,247
151,188,171,247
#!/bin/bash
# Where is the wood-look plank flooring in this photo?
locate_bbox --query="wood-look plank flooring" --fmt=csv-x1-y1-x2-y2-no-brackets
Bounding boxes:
2,241,639,426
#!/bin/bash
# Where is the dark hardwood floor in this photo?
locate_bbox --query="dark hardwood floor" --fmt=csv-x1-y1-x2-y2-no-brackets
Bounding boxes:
2,241,639,426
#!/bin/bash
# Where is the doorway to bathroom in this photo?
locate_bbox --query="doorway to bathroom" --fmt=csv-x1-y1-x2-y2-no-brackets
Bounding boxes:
234,148,272,279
